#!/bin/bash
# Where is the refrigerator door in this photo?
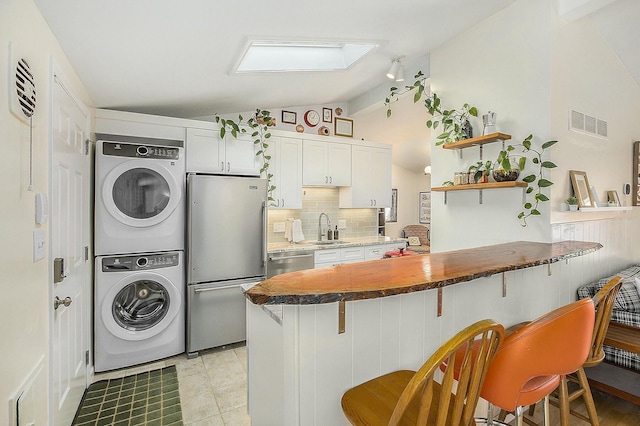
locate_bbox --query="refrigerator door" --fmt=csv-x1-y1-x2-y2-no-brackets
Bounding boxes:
187,279,258,355
188,174,267,283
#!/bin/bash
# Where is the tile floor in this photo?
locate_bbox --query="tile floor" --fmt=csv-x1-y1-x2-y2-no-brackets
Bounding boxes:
93,343,250,426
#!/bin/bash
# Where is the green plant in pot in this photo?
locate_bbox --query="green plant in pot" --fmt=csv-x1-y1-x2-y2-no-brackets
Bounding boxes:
385,71,478,146
566,196,579,211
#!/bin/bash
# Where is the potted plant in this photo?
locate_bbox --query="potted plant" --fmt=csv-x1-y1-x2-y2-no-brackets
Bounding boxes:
385,71,478,146
566,196,579,211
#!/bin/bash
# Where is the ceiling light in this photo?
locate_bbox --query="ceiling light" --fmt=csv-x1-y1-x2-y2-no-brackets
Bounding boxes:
395,65,405,82
386,59,400,80
424,166,432,175
235,40,379,73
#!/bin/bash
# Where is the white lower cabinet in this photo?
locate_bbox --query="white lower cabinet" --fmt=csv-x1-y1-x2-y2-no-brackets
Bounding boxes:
314,246,364,268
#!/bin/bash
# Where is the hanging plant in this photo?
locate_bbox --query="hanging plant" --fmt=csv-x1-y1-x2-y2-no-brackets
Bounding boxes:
385,71,478,145
214,109,276,203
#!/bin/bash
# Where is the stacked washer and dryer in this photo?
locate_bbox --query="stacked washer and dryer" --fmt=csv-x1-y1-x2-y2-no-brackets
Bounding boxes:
94,134,186,372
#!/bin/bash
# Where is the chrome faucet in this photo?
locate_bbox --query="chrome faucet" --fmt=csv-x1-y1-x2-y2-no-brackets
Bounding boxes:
318,212,331,241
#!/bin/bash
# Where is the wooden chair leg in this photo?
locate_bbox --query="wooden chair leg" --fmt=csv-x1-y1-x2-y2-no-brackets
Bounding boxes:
558,375,571,426
576,367,600,426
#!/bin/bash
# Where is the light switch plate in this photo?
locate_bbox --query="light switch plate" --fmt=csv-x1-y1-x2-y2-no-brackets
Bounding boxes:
273,222,286,233
33,229,45,262
338,220,346,229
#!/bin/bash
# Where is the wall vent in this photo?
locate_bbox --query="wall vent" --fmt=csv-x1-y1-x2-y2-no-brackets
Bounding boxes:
570,109,608,139
8,43,37,123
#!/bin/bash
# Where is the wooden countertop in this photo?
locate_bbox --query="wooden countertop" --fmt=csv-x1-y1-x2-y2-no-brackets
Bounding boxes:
245,241,602,305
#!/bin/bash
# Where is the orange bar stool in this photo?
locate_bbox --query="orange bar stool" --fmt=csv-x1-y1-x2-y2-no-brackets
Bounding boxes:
476,298,595,426
524,276,622,425
341,319,504,426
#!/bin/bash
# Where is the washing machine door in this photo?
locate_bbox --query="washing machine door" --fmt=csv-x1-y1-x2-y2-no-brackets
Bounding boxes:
102,160,181,228
101,272,181,341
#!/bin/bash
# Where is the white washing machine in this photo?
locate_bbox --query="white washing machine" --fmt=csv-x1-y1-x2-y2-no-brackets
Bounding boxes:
94,251,185,372
95,135,185,256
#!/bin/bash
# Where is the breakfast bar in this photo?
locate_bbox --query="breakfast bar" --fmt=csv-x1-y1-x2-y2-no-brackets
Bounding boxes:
245,240,602,426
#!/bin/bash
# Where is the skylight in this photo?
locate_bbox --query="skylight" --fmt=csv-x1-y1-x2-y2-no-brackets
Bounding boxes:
234,41,378,73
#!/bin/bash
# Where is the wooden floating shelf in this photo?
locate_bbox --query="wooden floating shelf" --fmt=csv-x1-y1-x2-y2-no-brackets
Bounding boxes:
577,206,633,212
441,132,512,150
432,181,527,192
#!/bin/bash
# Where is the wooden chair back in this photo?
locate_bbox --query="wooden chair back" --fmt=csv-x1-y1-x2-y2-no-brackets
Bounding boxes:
586,275,623,367
388,319,504,426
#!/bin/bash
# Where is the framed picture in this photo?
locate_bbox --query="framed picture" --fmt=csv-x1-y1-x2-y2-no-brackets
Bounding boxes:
569,170,594,208
419,191,431,224
385,188,397,222
322,107,332,123
607,190,621,207
282,110,297,124
334,117,354,137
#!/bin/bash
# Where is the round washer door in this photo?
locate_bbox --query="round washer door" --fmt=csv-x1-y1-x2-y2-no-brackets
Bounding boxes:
101,272,181,341
102,159,181,228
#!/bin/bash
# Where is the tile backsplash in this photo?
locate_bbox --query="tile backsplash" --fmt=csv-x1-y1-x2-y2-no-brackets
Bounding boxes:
267,187,378,243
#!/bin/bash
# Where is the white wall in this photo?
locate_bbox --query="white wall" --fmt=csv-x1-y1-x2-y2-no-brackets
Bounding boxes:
0,0,92,423
429,0,554,252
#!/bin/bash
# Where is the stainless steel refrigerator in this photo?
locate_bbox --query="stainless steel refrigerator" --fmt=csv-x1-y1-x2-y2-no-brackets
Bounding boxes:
186,173,267,357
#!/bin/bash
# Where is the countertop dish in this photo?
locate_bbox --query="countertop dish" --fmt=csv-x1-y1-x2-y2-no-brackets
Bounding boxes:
246,240,603,305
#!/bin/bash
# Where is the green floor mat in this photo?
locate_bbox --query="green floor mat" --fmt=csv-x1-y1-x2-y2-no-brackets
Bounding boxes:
73,365,182,426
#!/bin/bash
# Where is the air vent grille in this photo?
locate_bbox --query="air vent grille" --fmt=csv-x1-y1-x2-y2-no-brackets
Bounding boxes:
16,58,36,118
570,109,607,139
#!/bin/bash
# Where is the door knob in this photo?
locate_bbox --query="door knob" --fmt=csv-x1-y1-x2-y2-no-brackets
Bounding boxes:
54,296,72,310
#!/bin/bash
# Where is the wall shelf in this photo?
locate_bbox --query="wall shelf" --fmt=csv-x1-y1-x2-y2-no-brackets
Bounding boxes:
441,132,512,150
432,181,527,192
577,206,632,212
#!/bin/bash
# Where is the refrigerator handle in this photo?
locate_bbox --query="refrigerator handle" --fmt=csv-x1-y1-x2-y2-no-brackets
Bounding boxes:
262,200,267,269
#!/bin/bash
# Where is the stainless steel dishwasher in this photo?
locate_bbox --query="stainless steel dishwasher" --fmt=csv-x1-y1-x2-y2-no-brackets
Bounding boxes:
267,250,315,278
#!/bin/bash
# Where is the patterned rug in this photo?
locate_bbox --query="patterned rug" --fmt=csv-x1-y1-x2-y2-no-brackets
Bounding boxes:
72,365,183,425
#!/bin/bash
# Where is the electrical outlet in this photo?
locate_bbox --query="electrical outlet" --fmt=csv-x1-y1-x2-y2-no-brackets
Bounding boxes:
273,222,286,233
338,220,347,229
33,229,45,262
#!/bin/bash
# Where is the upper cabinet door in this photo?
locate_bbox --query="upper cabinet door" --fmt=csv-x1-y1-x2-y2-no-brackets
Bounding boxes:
224,132,262,176
340,145,391,208
186,128,224,173
302,139,351,186
269,136,303,209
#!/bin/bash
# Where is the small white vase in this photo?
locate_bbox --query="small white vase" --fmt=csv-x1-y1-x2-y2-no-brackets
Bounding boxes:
569,204,578,212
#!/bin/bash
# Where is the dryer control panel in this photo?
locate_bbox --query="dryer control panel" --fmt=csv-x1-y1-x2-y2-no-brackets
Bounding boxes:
102,251,180,272
103,142,181,160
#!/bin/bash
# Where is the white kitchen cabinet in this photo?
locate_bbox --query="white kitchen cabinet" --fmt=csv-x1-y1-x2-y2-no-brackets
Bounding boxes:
314,246,364,268
186,127,261,176
268,136,303,209
302,140,351,186
364,244,387,261
340,144,392,208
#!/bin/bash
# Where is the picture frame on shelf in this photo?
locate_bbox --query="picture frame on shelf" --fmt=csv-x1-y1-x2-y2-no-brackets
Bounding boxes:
589,185,600,207
569,170,594,208
322,107,332,123
282,110,297,124
607,190,621,207
334,117,354,137
385,188,397,222
419,191,431,224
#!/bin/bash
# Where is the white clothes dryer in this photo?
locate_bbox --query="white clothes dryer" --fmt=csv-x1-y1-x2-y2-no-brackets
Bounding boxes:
94,251,185,372
95,135,185,256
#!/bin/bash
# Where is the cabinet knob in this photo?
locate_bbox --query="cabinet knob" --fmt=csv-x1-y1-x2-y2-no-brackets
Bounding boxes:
220,161,224,171
329,176,332,184
282,199,285,207
227,162,230,172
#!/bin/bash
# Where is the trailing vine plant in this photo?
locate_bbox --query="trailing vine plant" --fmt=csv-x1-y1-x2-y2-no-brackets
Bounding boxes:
214,109,276,204
384,70,558,227
385,71,478,146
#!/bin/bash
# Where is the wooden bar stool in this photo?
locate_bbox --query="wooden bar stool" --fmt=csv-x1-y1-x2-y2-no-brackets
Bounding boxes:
470,298,596,426
341,319,504,426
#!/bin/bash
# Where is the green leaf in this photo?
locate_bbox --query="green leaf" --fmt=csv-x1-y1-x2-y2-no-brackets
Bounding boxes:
426,120,433,128
265,133,271,138
390,87,397,91
387,109,392,118
538,179,553,187
518,157,526,170
469,107,478,117
522,139,531,150
517,212,525,219
437,132,451,139
501,158,511,171
531,209,541,215
523,174,536,183
524,202,532,209
532,157,539,164
535,193,549,202
541,161,557,168
414,91,421,103
231,129,238,138
541,140,558,149
526,187,534,194
256,150,263,156
251,131,259,137
220,127,226,138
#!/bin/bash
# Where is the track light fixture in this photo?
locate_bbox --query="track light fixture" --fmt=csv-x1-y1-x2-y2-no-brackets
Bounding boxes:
386,57,405,82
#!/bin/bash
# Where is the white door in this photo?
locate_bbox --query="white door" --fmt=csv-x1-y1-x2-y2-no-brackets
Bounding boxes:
51,73,90,425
